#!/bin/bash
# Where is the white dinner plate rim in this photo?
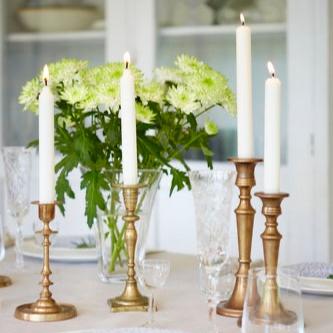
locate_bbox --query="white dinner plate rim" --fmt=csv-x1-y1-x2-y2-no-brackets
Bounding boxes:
300,276,333,296
21,238,98,263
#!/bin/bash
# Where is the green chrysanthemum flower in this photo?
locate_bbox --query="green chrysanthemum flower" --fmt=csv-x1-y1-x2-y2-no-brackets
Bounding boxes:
138,81,165,106
19,55,236,120
19,77,42,113
78,91,99,112
204,119,219,135
60,83,88,106
96,82,120,111
175,54,206,73
47,58,88,87
188,67,236,115
167,85,200,114
94,62,144,86
154,67,183,84
136,103,155,124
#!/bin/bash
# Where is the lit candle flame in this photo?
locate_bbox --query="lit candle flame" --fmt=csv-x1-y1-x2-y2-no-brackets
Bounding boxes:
240,13,245,26
267,61,276,77
43,64,49,86
124,52,131,69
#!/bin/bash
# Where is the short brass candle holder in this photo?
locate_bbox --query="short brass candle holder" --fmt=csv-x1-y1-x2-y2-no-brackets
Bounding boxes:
253,192,296,325
217,157,262,318
108,184,148,312
15,202,77,322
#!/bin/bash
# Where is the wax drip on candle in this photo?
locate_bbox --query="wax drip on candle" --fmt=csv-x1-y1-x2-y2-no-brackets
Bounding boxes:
267,61,276,78
124,51,130,69
43,64,49,86
240,13,245,26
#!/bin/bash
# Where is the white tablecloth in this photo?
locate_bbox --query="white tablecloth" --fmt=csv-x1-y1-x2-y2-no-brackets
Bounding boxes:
0,250,332,333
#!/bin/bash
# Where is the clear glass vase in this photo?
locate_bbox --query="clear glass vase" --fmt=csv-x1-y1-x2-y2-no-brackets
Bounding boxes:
96,169,162,283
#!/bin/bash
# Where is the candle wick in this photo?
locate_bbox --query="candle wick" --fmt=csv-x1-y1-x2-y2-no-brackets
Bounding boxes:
272,73,275,78
44,78,48,86
125,61,129,70
241,21,245,26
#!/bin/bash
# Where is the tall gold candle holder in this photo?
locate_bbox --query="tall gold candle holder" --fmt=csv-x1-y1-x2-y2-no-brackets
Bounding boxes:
108,184,148,312
254,192,296,324
15,202,77,322
217,157,262,318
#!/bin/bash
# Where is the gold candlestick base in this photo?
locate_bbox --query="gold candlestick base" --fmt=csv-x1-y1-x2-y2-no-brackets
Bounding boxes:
253,192,297,325
108,184,148,313
217,157,262,318
0,275,12,287
15,202,77,322
15,303,77,322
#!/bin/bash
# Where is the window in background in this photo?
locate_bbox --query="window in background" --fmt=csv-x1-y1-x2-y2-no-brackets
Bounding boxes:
156,0,287,162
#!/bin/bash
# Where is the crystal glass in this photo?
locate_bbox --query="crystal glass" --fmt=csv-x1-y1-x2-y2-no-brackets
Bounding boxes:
2,147,33,269
199,257,236,302
138,258,171,327
189,169,235,333
96,169,162,283
242,268,304,333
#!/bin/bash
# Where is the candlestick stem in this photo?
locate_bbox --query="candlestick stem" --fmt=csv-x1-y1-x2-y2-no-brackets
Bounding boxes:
108,184,148,312
253,192,296,324
15,202,77,322
217,157,262,318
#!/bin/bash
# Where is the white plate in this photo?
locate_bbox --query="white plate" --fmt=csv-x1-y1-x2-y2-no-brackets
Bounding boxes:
22,237,97,263
300,276,333,296
61,329,187,333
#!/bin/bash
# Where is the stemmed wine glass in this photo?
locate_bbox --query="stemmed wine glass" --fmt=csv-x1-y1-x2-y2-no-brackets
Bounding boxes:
138,258,171,327
189,169,235,333
2,147,33,269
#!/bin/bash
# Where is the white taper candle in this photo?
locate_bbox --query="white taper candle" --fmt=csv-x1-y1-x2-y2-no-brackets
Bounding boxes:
120,52,138,185
264,61,281,193
236,13,254,158
39,65,55,203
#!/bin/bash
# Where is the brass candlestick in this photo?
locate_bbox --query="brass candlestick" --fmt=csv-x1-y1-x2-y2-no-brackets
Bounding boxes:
0,275,12,288
15,202,77,322
108,184,148,312
217,157,262,318
254,192,296,324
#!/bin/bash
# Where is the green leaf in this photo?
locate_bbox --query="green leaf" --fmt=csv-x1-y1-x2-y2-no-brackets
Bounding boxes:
55,171,75,215
55,153,79,174
80,170,110,227
200,143,213,157
169,168,191,195
200,142,213,169
26,139,38,149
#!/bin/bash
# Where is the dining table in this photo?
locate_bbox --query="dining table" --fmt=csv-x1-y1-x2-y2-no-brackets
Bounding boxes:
0,249,332,333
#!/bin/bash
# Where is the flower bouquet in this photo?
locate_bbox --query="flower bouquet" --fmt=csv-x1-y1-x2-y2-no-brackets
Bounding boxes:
19,55,235,278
